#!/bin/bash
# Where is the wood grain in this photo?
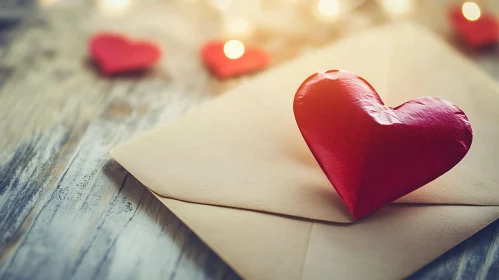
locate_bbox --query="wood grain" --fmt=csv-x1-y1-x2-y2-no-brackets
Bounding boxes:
1,0,498,279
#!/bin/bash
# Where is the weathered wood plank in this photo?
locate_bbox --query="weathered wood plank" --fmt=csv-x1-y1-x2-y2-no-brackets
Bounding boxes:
408,220,499,280
0,1,236,279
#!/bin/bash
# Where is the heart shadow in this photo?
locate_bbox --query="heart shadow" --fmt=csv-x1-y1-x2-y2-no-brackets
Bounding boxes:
84,58,156,80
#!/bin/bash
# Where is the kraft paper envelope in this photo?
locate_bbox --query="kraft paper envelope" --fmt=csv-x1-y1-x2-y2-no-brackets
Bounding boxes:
110,22,499,280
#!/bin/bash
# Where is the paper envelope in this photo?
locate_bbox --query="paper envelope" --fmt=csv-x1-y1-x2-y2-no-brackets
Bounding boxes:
110,22,499,280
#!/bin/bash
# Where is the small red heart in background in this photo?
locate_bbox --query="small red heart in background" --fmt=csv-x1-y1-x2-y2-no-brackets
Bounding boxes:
89,33,161,75
294,70,472,220
449,7,499,49
201,41,270,79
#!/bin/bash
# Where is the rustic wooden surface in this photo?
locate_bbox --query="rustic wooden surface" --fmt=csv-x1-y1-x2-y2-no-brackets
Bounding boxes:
1,0,498,279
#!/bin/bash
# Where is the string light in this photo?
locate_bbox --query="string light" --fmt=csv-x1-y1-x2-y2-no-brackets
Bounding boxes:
223,17,254,39
97,0,131,16
208,0,231,11
462,2,481,21
317,0,340,16
223,40,245,59
377,0,412,15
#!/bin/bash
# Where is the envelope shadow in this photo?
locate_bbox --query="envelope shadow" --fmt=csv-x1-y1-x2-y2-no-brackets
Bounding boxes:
317,189,354,220
103,159,240,280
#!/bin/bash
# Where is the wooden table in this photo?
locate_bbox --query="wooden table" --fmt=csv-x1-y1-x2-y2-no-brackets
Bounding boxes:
1,0,498,279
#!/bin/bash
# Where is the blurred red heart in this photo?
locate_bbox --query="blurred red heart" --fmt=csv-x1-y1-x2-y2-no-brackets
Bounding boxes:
90,33,161,75
294,70,473,219
449,7,499,49
201,41,270,79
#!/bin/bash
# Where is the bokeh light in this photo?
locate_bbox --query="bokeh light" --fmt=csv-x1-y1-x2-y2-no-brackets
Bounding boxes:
208,0,231,11
378,0,412,15
97,0,131,16
224,18,253,39
462,2,481,21
317,0,340,16
223,40,245,59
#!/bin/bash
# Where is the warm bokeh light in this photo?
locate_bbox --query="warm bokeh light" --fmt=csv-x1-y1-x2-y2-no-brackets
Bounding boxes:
224,18,254,39
223,40,245,59
208,0,231,11
462,2,481,21
378,0,411,15
317,0,340,16
97,0,131,16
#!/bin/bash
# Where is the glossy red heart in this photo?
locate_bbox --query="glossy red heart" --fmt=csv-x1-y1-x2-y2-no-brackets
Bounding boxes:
449,7,499,49
294,70,472,219
89,33,161,75
201,41,270,79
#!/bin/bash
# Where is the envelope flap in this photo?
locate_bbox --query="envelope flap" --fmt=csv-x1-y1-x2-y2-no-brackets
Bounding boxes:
110,22,499,224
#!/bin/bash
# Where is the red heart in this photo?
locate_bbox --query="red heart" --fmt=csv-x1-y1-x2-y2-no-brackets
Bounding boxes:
201,41,270,79
449,7,499,49
89,33,161,75
293,70,472,219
